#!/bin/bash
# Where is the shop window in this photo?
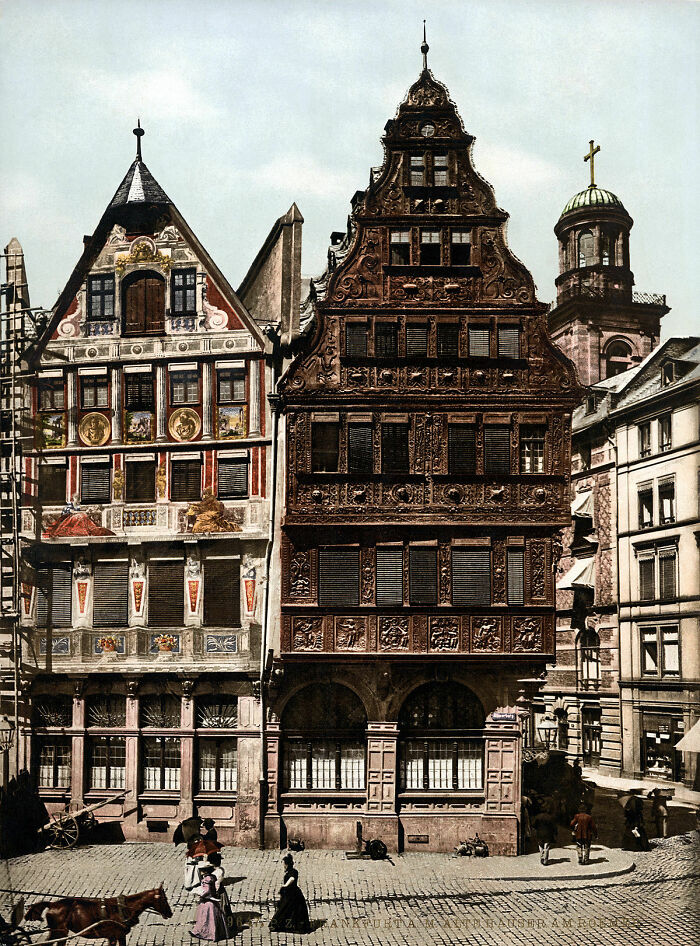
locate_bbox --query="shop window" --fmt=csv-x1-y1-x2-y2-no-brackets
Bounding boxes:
437,323,459,356
35,563,72,627
638,422,651,458
345,324,368,357
410,155,425,186
375,323,398,358
520,426,546,473
140,695,181,728
451,547,490,606
92,560,129,627
142,736,181,791
170,369,199,405
36,739,71,789
347,423,373,474
638,487,653,529
318,547,359,607
196,698,238,729
409,547,437,606
420,230,441,265
217,368,245,403
658,414,672,452
507,549,524,605
81,376,109,409
87,696,126,727
311,421,339,473
497,327,520,359
433,153,448,186
448,424,476,475
390,230,410,265
578,230,594,267
217,456,248,499
203,557,241,627
148,559,184,626
170,459,201,502
124,374,154,412
125,459,156,503
581,707,601,765
38,463,66,505
579,627,601,688
88,275,115,320
122,271,165,335
468,326,490,358
38,381,64,411
198,738,237,792
406,323,428,357
451,231,470,265
171,268,197,316
484,425,511,475
642,715,684,781
381,423,409,474
376,547,403,606
658,480,675,524
88,736,126,790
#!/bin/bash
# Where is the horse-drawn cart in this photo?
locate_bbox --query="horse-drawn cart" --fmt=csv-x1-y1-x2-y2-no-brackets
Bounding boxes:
37,790,130,850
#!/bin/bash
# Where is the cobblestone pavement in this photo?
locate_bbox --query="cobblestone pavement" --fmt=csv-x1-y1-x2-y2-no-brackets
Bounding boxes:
1,833,699,946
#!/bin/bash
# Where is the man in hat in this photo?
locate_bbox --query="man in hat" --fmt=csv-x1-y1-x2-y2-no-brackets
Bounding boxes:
570,805,597,864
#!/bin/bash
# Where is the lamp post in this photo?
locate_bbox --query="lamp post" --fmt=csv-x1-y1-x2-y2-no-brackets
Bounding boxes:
0,715,15,787
536,715,559,750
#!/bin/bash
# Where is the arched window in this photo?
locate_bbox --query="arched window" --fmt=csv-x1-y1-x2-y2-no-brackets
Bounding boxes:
578,628,601,689
605,340,632,378
282,683,367,791
601,228,616,266
578,230,594,268
399,682,484,791
122,270,165,335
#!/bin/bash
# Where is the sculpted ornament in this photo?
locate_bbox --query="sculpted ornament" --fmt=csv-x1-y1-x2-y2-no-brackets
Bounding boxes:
429,617,459,651
530,543,547,598
289,551,311,598
379,616,409,650
513,617,542,652
472,618,501,651
336,617,367,650
293,618,323,651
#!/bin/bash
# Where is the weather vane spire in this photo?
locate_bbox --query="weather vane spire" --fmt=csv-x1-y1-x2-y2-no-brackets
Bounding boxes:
421,20,429,71
584,139,600,188
133,118,145,160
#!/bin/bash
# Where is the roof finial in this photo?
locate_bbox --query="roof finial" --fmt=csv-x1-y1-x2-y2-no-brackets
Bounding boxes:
421,20,429,72
133,118,145,161
584,139,600,189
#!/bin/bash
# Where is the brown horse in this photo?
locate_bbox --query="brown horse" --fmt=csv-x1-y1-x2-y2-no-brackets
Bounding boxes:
25,886,172,946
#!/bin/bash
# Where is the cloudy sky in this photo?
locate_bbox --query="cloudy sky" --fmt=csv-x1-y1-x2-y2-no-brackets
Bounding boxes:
1,0,697,337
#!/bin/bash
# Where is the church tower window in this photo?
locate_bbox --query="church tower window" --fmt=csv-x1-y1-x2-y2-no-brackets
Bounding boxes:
578,230,594,268
605,340,632,378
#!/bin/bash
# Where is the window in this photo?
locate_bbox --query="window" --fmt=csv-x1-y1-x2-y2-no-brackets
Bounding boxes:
37,739,71,789
198,739,237,792
122,271,165,335
170,459,201,502
519,425,546,473
376,547,403,606
406,323,428,357
92,561,129,627
81,376,109,409
375,323,398,358
605,341,632,378
217,456,248,499
38,381,64,411
381,423,409,474
88,736,126,790
451,547,490,606
143,737,181,791
601,232,612,266
578,230,594,267
125,459,156,502
38,464,66,504
32,696,72,728
88,275,115,320
661,362,675,386
448,424,476,475
409,547,437,605
170,369,199,405
484,425,511,475
348,423,373,474
217,368,245,403
658,480,675,524
579,628,600,687
639,555,655,601
658,415,672,452
507,548,524,605
659,548,676,600
437,323,459,356
579,444,591,471
36,563,72,627
318,547,359,607
311,421,339,473
585,396,597,415
140,695,181,728
450,230,470,265
124,374,154,411
581,707,601,765
345,323,368,357
497,327,520,359
87,695,126,727
468,326,490,358
638,487,653,529
197,698,238,728
390,230,410,266
410,155,424,186
148,560,183,626
433,153,448,186
638,547,677,602
638,422,651,458
172,269,197,316
420,230,441,265
203,558,241,627
80,461,110,504
642,626,679,677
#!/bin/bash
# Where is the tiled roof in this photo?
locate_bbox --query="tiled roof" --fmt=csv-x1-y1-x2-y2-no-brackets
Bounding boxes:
108,158,170,208
560,186,625,219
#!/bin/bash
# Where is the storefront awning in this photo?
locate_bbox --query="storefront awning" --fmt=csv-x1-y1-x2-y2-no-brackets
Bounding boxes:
675,719,700,753
557,557,596,590
571,491,594,518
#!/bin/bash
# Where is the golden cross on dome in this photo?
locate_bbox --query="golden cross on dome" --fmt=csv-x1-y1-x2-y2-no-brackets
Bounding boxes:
584,139,600,188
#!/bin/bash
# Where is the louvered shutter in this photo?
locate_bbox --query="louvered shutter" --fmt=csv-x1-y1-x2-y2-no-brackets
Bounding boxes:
381,424,409,474
125,375,154,411
126,461,155,502
437,324,459,356
507,549,525,605
218,458,248,499
318,548,359,606
148,561,183,627
93,562,129,627
498,327,520,359
376,548,404,605
345,324,368,357
80,463,110,503
204,559,240,627
484,426,511,475
406,324,428,357
659,552,676,600
409,547,437,605
639,558,655,601
468,327,490,357
375,324,397,358
448,425,476,474
451,548,490,606
170,460,201,502
36,563,72,627
348,424,373,474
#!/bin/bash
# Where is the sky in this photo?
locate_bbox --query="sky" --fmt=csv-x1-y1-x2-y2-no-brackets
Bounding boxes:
0,0,697,338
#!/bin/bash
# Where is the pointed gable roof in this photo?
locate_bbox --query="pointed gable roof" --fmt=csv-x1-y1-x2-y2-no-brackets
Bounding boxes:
109,157,170,208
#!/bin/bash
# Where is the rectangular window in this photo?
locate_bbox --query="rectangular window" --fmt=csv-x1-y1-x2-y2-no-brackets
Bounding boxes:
662,627,679,674
38,464,66,505
89,736,126,790
36,564,72,627
217,456,248,499
375,323,398,358
81,377,109,409
437,323,459,356
639,556,655,601
520,425,546,473
410,155,424,186
638,422,651,458
348,423,373,474
376,547,404,606
484,425,511,475
390,230,410,265
143,737,181,791
406,323,428,357
638,488,653,529
659,549,676,600
452,547,490,606
311,421,339,472
80,462,111,504
409,547,437,606
433,154,448,186
203,558,241,627
658,415,672,452
92,561,129,627
198,738,237,793
451,230,471,265
217,368,245,403
381,423,409,474
468,326,490,358
401,740,483,790
125,460,156,503
37,739,71,789
507,548,525,605
642,628,658,674
38,381,64,411
498,327,520,359
448,424,476,475
148,560,183,627
658,481,675,524
172,269,197,315
318,547,360,607
88,275,115,320
285,740,365,791
170,459,201,502
170,369,199,405
420,230,441,265
345,323,368,357
124,374,154,411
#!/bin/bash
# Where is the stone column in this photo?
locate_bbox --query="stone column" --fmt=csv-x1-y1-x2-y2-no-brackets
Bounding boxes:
156,364,167,442
111,367,122,444
179,689,196,819
66,370,78,446
71,691,86,809
264,717,282,848
124,687,140,837
202,362,213,439
248,360,260,435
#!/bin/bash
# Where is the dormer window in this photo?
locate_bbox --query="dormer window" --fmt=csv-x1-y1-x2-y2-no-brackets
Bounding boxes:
584,396,597,415
410,155,425,186
420,230,441,266
88,275,115,320
661,362,675,386
433,154,448,186
451,230,471,265
390,230,410,265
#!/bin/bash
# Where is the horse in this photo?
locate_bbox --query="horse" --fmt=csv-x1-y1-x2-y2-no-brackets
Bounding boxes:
24,885,172,946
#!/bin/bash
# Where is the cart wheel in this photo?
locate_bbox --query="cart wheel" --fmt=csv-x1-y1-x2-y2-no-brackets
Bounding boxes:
367,839,387,860
48,816,80,849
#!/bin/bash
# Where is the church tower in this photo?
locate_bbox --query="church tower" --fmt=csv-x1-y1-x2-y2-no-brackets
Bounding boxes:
548,141,669,386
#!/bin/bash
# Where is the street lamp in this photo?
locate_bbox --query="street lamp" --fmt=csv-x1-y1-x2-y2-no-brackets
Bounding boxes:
0,716,15,754
536,715,559,749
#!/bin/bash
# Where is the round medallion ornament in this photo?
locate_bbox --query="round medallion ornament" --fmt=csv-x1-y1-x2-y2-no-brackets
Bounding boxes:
79,412,111,447
420,123,435,138
177,341,189,352
168,407,201,442
131,344,143,355
86,347,98,358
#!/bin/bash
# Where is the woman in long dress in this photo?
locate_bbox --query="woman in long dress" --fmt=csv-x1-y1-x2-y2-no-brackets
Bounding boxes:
269,854,311,934
191,875,227,942
198,853,234,934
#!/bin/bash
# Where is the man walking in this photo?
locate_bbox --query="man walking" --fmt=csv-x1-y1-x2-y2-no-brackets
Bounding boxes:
533,803,558,866
570,805,597,865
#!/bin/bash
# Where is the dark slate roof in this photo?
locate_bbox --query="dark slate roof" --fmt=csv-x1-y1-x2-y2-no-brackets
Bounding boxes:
108,158,170,208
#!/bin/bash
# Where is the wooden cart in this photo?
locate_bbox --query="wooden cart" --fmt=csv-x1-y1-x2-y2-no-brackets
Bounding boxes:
38,790,130,850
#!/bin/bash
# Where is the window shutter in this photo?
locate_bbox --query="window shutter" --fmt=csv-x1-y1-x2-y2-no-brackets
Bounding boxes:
345,324,368,357
639,558,655,601
144,276,165,333
451,548,490,606
409,547,437,605
93,562,129,627
148,561,183,627
80,463,110,504
126,461,156,503
468,327,490,357
204,559,241,627
507,549,525,605
437,324,459,356
36,564,72,627
218,458,248,499
448,425,476,474
318,548,359,607
497,327,520,359
348,424,373,474
376,548,404,605
484,426,511,475
381,424,409,474
406,324,428,357
375,324,397,358
171,460,201,501
659,552,676,600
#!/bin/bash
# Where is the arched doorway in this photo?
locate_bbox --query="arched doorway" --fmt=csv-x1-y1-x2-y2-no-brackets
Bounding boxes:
122,270,165,335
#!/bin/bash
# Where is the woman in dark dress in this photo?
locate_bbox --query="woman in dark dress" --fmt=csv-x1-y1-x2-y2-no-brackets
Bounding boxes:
269,854,311,933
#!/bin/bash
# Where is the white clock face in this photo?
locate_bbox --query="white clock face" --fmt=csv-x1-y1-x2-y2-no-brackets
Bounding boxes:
421,123,435,138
